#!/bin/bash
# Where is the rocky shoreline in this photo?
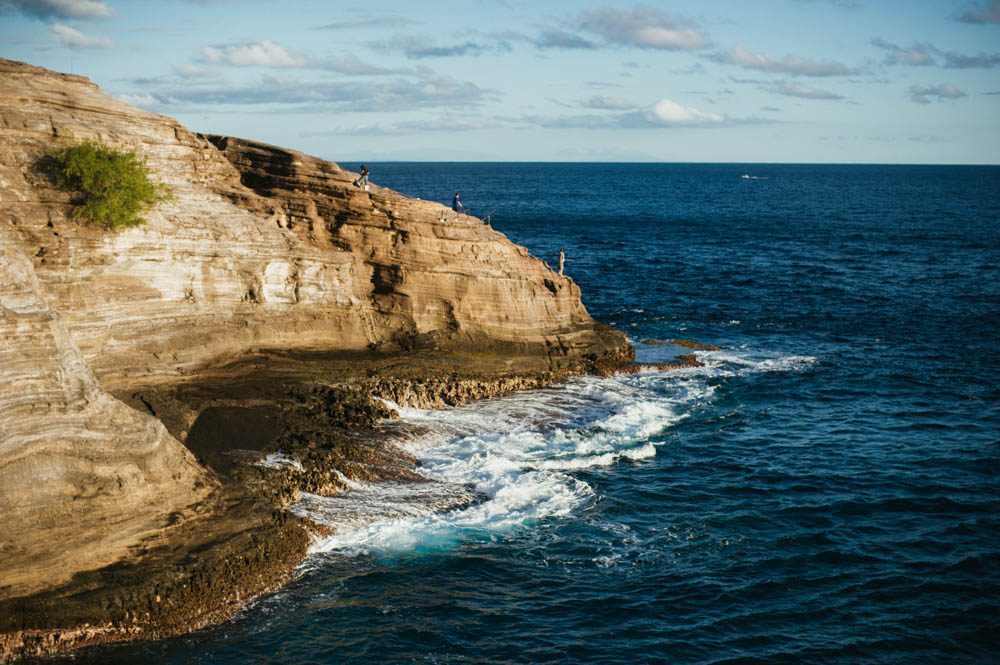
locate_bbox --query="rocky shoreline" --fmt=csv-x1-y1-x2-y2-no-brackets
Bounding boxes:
0,57,685,662
0,491,310,661
1,350,644,661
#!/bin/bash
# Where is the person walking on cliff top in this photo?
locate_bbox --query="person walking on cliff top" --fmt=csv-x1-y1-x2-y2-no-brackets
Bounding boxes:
354,165,369,190
452,192,463,213
558,248,565,275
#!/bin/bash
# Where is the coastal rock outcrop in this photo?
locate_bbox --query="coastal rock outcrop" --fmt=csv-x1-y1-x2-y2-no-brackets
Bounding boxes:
0,56,630,656
201,134,620,365
1,57,622,385
0,227,213,598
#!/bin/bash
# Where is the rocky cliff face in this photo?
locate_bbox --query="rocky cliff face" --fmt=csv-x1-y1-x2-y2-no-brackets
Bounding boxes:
202,135,616,364
1,58,619,384
0,57,629,604
0,224,214,599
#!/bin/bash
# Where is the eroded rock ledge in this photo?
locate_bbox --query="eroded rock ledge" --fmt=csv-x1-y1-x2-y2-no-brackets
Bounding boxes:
0,57,633,661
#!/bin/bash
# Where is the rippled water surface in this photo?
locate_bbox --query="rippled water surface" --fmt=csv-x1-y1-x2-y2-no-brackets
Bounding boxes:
66,164,999,664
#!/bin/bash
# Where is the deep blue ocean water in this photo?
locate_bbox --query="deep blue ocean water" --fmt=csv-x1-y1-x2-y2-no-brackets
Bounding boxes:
63,164,998,664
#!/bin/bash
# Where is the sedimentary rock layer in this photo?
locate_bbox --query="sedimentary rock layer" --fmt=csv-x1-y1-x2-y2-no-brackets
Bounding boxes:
0,225,214,598
202,134,622,366
0,55,629,610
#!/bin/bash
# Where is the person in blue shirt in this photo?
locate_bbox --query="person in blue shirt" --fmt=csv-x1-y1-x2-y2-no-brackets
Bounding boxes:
452,192,462,213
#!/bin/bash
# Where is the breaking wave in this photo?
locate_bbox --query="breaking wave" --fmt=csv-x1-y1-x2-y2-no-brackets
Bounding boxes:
296,347,818,557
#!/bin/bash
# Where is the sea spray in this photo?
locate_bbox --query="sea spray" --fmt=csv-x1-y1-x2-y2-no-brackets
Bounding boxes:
297,349,813,557
65,163,998,665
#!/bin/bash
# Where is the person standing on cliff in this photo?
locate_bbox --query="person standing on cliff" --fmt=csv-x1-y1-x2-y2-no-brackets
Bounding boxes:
355,165,369,189
558,248,565,275
453,192,463,214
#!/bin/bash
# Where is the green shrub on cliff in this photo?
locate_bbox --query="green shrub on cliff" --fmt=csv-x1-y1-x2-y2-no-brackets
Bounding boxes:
51,140,171,231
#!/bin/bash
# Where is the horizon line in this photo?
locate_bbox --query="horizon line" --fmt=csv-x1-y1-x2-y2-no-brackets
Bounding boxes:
331,160,1000,166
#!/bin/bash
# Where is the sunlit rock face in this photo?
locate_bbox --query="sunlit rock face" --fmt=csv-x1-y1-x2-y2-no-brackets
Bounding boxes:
0,225,214,597
0,58,628,596
203,134,623,364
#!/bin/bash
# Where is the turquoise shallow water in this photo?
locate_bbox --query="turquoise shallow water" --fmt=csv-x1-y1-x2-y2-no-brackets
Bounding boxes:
60,164,999,664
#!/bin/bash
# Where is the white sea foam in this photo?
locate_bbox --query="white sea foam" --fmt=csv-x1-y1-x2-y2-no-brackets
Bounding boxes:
259,451,304,472
300,374,684,556
292,480,480,536
697,350,818,376
306,470,591,556
298,346,817,557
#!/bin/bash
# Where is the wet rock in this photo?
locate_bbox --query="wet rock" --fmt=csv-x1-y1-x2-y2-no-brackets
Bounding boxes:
616,354,705,374
0,56,633,660
641,338,719,350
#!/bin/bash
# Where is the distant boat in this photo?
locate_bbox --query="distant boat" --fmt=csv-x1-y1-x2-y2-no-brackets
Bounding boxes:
741,174,750,179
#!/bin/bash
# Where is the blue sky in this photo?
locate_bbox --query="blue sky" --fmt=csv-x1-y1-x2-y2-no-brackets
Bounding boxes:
2,0,999,163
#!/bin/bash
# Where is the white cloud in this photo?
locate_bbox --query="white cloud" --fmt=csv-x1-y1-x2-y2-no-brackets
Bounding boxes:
117,93,160,107
582,95,637,110
150,74,496,110
172,63,218,78
370,35,512,59
303,116,499,136
712,46,857,76
762,81,843,99
795,0,860,8
577,5,710,50
49,24,113,49
515,113,621,129
871,38,999,69
5,0,113,19
909,83,967,104
533,28,598,50
960,0,1000,23
323,57,404,75
512,100,773,130
200,40,312,67
871,38,935,66
316,16,417,30
942,50,1000,68
645,98,724,125
186,49,406,76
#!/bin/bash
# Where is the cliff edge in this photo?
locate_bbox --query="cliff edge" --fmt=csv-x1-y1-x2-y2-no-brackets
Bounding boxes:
0,58,630,658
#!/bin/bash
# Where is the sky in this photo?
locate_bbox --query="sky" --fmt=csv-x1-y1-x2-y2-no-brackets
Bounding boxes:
1,0,999,163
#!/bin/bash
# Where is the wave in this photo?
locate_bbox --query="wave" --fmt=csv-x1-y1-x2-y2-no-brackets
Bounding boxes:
688,350,819,376
297,346,818,557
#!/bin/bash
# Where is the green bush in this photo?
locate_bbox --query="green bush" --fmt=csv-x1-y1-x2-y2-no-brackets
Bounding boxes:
51,140,171,231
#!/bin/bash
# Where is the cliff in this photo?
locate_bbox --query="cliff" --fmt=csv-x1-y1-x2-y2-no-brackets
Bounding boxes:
0,58,630,657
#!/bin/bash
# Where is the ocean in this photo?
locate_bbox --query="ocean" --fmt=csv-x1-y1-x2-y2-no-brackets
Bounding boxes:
61,164,998,664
